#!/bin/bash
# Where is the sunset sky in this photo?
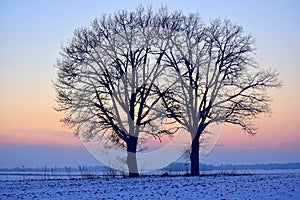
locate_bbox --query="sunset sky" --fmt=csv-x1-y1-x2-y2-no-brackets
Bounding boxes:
0,0,299,168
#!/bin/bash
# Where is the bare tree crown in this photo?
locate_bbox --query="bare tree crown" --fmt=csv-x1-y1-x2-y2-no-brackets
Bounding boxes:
54,7,173,149
162,17,281,136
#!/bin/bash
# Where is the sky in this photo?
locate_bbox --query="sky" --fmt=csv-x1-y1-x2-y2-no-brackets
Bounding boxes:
0,0,299,168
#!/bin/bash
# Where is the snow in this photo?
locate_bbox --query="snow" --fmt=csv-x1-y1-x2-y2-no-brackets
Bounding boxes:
1,173,299,199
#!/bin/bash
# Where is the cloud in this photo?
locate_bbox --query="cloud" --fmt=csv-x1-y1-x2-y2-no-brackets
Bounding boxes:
0,129,81,146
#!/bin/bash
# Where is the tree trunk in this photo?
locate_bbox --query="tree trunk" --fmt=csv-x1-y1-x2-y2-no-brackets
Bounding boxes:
190,136,200,176
126,136,139,177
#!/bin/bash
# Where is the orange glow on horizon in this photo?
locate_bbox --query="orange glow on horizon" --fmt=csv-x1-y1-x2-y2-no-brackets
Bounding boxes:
0,74,299,150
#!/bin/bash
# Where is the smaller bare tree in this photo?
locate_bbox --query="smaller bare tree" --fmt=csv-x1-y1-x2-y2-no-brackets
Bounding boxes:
162,15,282,176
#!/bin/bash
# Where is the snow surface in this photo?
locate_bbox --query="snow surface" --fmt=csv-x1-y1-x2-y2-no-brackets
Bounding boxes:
1,173,299,199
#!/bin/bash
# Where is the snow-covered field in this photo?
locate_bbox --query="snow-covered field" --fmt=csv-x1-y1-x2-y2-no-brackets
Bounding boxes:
1,173,299,199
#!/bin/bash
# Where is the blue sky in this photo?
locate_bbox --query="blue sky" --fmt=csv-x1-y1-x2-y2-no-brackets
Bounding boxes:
0,0,299,168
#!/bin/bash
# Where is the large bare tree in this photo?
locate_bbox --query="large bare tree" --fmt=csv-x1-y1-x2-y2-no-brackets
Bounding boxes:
54,7,173,177
162,15,282,175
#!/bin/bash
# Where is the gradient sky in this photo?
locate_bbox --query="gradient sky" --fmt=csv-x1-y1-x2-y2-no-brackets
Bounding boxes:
0,0,299,168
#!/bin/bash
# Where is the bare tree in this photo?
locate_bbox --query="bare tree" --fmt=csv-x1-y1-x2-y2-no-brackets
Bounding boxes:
162,15,282,175
54,7,174,177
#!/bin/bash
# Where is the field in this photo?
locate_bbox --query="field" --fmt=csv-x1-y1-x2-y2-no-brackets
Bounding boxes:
1,172,299,199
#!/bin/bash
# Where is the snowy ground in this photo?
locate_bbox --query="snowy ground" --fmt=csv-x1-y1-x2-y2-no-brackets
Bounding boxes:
1,173,299,199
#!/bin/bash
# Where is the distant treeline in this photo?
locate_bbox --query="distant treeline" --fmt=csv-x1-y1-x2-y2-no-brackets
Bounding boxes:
0,165,108,173
1,162,300,173
163,162,300,172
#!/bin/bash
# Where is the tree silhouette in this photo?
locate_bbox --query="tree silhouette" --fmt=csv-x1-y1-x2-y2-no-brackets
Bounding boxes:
54,7,174,177
54,7,282,177
162,16,282,175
